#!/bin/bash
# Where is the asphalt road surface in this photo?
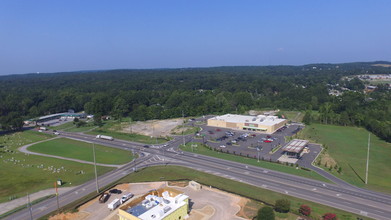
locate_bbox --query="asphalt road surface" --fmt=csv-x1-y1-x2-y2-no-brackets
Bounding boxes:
6,131,391,220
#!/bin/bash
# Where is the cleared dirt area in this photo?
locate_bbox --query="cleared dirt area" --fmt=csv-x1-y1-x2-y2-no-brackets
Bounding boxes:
118,118,185,137
49,181,249,220
372,64,391,67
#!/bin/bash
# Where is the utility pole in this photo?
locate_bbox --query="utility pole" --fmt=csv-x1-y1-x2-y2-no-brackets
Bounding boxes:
54,182,60,214
182,110,185,147
365,133,371,184
92,142,99,193
27,193,33,220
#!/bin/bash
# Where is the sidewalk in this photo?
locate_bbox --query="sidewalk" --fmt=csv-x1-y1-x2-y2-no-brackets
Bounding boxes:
0,186,76,216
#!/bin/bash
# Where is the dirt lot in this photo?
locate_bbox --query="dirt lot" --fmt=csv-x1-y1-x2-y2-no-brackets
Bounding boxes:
118,118,185,137
49,181,249,220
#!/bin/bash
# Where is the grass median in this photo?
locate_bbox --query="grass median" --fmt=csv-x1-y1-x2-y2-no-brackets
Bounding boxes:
119,166,369,220
180,142,330,183
28,138,134,165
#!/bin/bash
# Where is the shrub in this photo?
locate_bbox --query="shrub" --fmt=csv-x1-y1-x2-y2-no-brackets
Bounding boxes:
299,204,311,216
323,213,337,220
257,206,275,220
275,199,290,213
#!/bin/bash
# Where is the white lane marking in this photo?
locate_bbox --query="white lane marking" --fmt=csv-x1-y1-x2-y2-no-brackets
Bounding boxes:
336,194,341,197
82,188,86,191
360,211,368,216
244,171,250,175
261,184,268,188
227,167,231,170
263,170,268,173
312,188,317,191
39,206,47,211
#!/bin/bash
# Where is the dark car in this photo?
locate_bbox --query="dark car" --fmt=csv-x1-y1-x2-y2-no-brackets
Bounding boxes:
109,189,122,194
143,145,150,148
99,193,110,203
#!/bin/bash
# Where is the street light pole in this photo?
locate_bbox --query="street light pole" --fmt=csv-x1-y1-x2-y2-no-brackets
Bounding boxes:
92,142,99,193
27,193,33,220
182,110,185,147
365,133,371,184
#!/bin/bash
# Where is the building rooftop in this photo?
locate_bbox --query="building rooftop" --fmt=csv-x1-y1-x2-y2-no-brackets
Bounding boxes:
209,114,286,126
121,188,188,220
282,139,308,153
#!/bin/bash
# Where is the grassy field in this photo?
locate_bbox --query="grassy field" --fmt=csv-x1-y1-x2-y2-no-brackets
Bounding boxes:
297,124,391,193
279,110,304,122
87,128,168,144
180,142,330,183
52,121,96,132
119,166,369,220
28,138,134,164
0,131,114,203
171,125,200,135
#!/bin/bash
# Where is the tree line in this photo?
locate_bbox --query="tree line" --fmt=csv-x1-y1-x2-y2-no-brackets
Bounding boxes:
0,62,390,141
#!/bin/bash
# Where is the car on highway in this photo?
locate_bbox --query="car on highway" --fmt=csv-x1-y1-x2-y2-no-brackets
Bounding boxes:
219,145,226,148
143,145,150,148
53,132,60,135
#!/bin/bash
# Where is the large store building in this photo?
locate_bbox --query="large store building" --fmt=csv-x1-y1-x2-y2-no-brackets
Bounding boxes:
207,114,287,134
118,187,189,220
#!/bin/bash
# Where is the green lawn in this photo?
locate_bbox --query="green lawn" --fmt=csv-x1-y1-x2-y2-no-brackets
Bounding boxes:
180,142,330,183
87,129,168,144
51,121,75,130
279,111,303,122
119,166,369,220
297,124,391,193
0,131,114,203
28,138,134,165
171,125,200,135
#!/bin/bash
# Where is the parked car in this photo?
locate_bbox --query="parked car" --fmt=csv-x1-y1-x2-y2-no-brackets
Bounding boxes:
109,189,122,194
264,140,272,143
99,193,110,203
216,128,221,132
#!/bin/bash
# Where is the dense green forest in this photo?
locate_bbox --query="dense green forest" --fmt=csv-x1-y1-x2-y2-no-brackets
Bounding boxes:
0,62,390,141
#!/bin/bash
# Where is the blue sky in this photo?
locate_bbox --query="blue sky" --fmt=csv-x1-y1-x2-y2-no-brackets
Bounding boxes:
1,0,390,75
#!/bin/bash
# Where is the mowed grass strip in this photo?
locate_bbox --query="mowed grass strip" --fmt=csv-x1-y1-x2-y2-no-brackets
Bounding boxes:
298,124,391,193
120,166,369,220
87,129,168,144
180,143,330,183
28,138,134,165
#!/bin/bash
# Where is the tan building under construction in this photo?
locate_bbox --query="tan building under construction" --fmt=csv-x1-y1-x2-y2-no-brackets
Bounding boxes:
207,114,287,134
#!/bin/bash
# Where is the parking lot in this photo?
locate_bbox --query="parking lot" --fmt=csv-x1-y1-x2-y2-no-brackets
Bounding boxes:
190,122,316,164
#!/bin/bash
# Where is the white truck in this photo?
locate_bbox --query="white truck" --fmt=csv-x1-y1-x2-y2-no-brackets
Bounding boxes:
107,198,121,210
39,127,48,131
96,135,114,141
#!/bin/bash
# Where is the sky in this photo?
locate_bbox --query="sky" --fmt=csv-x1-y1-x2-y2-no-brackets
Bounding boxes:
1,0,391,75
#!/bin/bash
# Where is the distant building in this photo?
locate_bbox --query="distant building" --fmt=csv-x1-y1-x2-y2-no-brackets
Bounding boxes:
24,112,87,125
118,187,189,220
207,114,287,134
281,139,308,158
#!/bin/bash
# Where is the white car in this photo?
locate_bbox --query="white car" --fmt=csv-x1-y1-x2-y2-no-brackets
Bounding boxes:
220,145,226,148
54,132,60,135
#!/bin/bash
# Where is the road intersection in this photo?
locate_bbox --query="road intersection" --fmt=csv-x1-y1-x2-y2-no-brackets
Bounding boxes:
5,131,391,220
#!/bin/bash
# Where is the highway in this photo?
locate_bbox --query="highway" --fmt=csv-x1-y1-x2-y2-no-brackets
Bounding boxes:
5,131,391,220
